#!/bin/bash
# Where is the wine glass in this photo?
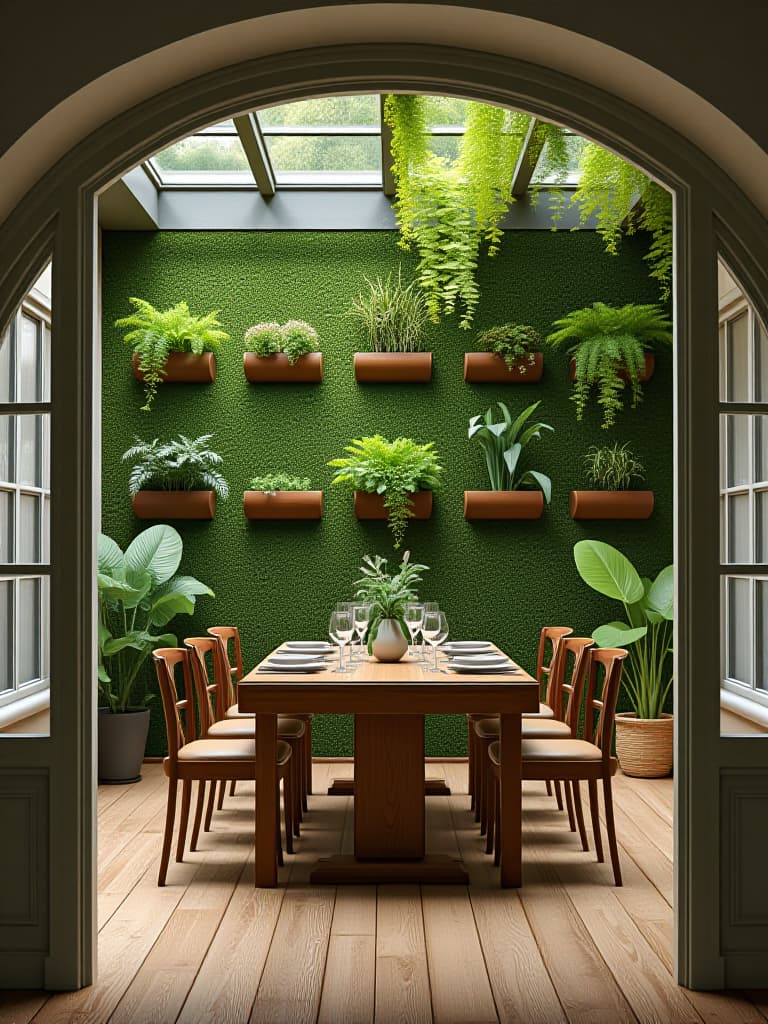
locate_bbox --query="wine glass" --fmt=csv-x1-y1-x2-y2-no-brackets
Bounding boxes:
329,608,354,672
352,603,372,662
404,602,424,657
421,602,438,658
422,610,448,672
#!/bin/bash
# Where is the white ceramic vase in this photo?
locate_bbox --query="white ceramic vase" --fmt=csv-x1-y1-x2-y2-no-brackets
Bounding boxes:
371,618,409,662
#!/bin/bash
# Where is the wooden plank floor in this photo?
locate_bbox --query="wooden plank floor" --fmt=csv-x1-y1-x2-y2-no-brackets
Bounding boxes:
3,761,767,1024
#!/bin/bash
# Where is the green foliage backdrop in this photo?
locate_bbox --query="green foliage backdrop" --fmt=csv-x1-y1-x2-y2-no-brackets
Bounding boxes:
101,229,672,756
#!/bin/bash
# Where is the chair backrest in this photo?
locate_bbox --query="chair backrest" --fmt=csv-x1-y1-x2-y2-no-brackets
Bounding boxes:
207,626,243,706
581,647,628,757
536,626,574,704
184,636,226,731
153,648,197,766
547,637,595,729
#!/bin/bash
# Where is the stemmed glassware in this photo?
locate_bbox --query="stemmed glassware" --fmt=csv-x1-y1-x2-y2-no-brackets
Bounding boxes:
422,609,449,671
421,601,439,659
352,603,372,662
404,602,425,657
329,608,354,672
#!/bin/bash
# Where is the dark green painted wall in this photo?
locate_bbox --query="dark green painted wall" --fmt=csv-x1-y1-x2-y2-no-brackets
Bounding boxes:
101,230,672,756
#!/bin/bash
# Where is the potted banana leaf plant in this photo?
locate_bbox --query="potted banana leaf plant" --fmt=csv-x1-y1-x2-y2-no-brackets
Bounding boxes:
574,539,673,777
97,524,214,783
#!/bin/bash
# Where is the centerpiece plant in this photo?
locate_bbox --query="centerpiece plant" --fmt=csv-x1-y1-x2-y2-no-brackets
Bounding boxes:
573,539,674,777
115,297,229,411
354,551,428,661
571,443,653,519
244,471,322,519
546,302,672,429
123,434,229,520
328,434,443,548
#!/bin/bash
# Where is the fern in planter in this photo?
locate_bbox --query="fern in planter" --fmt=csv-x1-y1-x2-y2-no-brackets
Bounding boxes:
546,302,672,429
115,297,229,411
122,434,229,497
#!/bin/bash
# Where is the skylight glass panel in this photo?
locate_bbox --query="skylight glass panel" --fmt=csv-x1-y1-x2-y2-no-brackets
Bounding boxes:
531,133,587,185
150,132,254,186
423,96,469,130
258,95,380,130
265,135,382,186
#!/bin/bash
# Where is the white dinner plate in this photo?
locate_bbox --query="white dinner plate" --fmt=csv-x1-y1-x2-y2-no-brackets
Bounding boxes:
284,641,335,652
269,652,334,665
447,654,511,668
445,663,521,674
259,661,328,673
440,641,494,652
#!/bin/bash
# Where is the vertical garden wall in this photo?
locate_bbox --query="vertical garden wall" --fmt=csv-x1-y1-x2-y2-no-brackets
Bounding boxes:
101,228,672,756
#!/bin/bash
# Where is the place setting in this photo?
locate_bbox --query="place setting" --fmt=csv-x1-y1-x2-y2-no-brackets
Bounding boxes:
256,640,336,673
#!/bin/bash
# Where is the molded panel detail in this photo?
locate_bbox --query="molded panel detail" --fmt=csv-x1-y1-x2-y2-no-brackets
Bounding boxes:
0,771,49,952
720,770,768,953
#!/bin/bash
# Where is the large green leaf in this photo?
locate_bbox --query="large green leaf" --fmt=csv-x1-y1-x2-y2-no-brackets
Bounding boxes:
521,470,552,504
574,540,644,604
98,534,124,577
147,576,214,627
121,568,152,609
593,621,648,648
97,572,144,602
648,564,674,620
124,525,182,586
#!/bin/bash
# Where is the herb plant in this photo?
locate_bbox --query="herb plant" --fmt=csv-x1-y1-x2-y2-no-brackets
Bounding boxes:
546,302,672,429
474,323,541,372
468,400,553,498
244,320,319,363
244,322,282,357
574,540,673,719
122,434,229,498
349,268,430,352
247,472,312,493
115,297,229,412
583,443,645,491
98,524,214,712
328,435,443,549
354,551,428,652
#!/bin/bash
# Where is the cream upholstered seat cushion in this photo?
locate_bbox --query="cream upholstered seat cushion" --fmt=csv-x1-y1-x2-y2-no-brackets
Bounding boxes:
474,717,499,740
178,738,255,761
225,704,251,719
208,716,305,740
521,719,571,739
523,703,555,719
522,739,603,761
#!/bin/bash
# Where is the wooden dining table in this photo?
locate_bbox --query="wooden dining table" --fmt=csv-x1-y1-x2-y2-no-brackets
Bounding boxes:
238,646,539,888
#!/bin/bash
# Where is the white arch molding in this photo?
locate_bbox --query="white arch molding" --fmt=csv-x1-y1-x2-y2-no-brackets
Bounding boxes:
1,42,767,991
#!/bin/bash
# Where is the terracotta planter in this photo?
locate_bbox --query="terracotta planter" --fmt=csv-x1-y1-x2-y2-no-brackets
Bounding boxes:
243,352,323,383
354,352,432,383
569,490,654,520
615,712,673,778
244,490,323,520
463,490,544,520
371,619,409,662
132,351,216,383
463,352,544,383
132,490,216,520
354,490,433,520
569,352,655,382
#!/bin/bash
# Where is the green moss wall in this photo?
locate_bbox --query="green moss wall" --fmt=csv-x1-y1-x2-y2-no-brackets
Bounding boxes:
101,230,672,756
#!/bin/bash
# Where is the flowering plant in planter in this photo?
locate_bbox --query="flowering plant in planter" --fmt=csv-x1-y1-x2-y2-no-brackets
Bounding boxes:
244,320,319,364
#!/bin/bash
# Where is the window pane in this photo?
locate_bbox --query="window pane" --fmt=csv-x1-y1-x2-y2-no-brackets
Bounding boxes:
0,489,13,562
40,577,49,681
727,577,752,685
16,415,41,486
422,96,470,129
727,494,750,562
42,496,50,562
429,136,461,162
153,135,249,173
757,492,768,563
758,581,768,693
532,134,588,185
17,577,41,685
0,416,9,481
266,135,382,184
0,324,11,403
259,95,380,129
726,415,751,485
726,312,750,402
41,323,51,403
18,494,40,563
0,580,11,691
18,314,40,402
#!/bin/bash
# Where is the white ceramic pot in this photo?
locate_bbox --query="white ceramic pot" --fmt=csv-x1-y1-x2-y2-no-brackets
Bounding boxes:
371,618,409,662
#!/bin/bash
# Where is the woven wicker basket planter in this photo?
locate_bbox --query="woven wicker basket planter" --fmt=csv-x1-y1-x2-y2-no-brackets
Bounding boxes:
615,712,673,778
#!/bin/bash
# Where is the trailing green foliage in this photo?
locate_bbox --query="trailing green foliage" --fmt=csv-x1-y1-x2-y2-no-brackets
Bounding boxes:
247,472,312,492
468,400,553,498
328,434,443,549
474,323,541,372
574,539,673,719
348,268,430,352
546,302,672,429
244,319,319,363
122,434,229,498
115,297,229,411
97,525,214,712
354,551,428,652
583,443,645,490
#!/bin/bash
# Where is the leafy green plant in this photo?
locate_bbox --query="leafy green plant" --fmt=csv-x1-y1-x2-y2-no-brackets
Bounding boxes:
115,297,229,411
573,540,673,719
247,472,312,493
97,524,214,712
244,320,319,363
468,400,553,498
354,551,428,652
546,302,672,429
349,268,430,352
328,435,443,549
474,323,541,372
244,322,282,357
583,443,645,490
122,434,229,498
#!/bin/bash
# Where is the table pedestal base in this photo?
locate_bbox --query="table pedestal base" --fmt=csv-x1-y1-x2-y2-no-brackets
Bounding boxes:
309,855,469,885
327,777,452,797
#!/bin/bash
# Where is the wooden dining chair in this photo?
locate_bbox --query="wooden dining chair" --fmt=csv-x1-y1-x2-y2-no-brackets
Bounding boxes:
153,647,293,886
486,646,628,886
208,624,315,802
185,636,305,845
473,636,593,845
467,625,573,816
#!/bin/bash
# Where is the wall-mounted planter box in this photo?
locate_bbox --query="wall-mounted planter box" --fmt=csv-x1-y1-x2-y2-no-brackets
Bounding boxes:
464,490,544,520
132,352,216,383
463,352,543,383
243,352,323,383
354,352,432,383
569,490,654,520
132,490,216,520
244,490,323,520
354,490,433,520
569,352,655,383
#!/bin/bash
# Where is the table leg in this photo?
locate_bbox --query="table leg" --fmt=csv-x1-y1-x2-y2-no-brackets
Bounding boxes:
499,712,522,887
255,712,278,887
